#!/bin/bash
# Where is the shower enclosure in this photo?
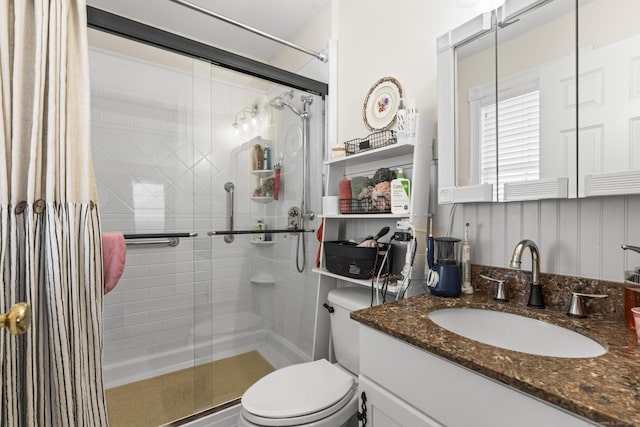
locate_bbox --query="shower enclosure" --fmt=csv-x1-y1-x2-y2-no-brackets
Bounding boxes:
88,12,327,425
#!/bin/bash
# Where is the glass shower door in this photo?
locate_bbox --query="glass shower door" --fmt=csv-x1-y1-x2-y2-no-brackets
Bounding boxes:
90,24,326,424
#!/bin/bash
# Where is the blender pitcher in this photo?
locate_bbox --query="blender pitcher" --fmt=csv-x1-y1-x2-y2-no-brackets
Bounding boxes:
429,237,462,297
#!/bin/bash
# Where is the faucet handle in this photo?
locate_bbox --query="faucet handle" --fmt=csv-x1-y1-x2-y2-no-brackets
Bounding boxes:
622,244,640,254
480,274,508,302
566,292,608,318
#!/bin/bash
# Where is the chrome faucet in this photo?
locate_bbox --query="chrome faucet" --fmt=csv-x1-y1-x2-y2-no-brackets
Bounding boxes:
510,239,545,308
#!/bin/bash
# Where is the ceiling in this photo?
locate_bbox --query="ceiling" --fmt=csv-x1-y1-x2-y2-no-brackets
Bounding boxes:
86,0,329,62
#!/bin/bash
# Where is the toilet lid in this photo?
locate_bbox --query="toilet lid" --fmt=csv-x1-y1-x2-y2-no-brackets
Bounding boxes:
242,359,355,420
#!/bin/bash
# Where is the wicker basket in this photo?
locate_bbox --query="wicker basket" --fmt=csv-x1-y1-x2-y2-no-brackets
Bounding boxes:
339,198,391,214
343,130,397,156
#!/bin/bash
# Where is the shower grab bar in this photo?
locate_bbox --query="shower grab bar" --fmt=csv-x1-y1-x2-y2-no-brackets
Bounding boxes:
208,229,314,236
124,232,198,248
168,0,328,63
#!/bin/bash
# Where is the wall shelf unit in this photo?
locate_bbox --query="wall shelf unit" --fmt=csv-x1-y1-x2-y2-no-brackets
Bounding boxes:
312,268,403,293
311,119,434,362
324,141,415,166
320,213,410,220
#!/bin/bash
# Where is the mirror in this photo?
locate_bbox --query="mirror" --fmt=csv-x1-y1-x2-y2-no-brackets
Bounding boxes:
455,19,496,193
577,0,640,197
496,0,576,201
447,0,577,203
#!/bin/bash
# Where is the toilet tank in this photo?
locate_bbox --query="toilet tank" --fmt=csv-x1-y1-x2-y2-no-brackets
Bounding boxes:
327,287,377,374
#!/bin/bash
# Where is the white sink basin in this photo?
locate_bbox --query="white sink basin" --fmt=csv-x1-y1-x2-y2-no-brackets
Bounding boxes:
428,308,606,358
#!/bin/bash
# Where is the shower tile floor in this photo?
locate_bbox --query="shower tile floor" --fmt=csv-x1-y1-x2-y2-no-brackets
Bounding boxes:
106,350,274,427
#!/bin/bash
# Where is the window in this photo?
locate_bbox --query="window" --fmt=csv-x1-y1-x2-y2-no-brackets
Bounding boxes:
480,90,540,201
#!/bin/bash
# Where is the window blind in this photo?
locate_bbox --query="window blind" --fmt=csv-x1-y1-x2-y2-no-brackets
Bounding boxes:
480,90,540,200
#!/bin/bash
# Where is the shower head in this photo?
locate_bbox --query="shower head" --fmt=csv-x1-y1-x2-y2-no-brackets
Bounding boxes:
269,90,294,110
269,90,311,117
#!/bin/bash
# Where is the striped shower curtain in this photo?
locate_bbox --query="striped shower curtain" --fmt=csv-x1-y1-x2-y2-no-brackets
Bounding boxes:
0,1,108,425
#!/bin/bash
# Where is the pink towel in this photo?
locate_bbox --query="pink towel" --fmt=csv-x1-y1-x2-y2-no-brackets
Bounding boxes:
102,233,126,295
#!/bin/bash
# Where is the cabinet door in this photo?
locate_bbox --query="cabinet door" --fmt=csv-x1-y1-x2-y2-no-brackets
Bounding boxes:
577,0,640,197
358,376,443,427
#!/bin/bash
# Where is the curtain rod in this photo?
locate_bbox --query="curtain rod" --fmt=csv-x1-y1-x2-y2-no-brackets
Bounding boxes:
168,0,328,63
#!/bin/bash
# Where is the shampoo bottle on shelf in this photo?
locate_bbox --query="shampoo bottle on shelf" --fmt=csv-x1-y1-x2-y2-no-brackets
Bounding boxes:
390,168,410,215
252,144,263,170
255,219,265,242
263,144,271,170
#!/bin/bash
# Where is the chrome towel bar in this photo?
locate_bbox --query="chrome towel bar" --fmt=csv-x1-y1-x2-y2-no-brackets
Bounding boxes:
208,229,314,236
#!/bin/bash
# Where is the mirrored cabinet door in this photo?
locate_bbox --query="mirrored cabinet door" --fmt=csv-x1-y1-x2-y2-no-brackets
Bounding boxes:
437,11,496,204
496,0,576,201
455,19,496,199
578,0,640,197
438,0,578,204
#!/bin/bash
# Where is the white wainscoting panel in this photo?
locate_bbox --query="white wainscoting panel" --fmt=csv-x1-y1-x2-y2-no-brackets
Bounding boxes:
433,195,640,283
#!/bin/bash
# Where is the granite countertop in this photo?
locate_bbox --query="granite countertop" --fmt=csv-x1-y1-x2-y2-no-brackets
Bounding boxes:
351,293,640,426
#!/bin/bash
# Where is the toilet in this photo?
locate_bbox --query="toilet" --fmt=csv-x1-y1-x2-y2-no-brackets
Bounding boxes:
237,287,375,427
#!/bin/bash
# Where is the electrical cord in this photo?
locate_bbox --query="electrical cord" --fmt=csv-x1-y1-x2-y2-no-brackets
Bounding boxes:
397,236,417,299
445,203,458,237
372,236,394,305
370,248,380,306
381,245,392,303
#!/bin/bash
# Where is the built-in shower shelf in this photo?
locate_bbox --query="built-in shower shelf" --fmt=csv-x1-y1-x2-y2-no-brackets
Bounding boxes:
250,274,276,286
251,169,275,178
251,240,275,246
250,196,273,203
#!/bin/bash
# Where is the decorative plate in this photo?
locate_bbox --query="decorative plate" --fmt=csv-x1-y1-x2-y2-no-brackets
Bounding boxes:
362,77,403,131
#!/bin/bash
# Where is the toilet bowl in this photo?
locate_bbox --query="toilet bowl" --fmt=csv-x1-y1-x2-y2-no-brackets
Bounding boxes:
237,287,375,427
238,359,358,427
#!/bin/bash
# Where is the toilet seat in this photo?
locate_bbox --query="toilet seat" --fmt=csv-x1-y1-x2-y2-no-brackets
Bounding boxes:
240,359,356,426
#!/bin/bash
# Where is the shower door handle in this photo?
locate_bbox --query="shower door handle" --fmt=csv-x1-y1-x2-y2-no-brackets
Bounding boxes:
224,182,235,243
1,302,31,335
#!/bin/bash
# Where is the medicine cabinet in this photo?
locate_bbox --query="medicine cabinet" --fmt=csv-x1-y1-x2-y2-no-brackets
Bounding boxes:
437,0,640,203
577,0,640,197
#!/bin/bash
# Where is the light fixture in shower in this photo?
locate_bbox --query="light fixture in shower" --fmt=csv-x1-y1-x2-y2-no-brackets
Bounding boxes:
232,100,268,135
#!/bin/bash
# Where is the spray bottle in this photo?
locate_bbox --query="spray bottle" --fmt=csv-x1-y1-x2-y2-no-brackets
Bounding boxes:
461,222,473,294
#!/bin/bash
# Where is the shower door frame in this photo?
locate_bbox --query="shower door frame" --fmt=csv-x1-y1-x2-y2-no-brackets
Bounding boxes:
87,5,329,424
86,7,328,98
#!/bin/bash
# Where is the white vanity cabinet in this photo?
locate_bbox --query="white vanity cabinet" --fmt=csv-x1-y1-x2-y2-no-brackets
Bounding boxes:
358,325,598,427
358,376,442,427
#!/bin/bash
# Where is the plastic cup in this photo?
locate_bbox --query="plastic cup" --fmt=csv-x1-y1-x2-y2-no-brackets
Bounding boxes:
632,308,640,343
624,271,640,330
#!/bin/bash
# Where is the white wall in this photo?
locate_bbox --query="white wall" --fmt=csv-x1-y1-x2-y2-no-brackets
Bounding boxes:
333,0,640,282
334,0,485,141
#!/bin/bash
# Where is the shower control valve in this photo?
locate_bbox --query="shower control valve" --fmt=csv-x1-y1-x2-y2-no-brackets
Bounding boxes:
288,207,300,231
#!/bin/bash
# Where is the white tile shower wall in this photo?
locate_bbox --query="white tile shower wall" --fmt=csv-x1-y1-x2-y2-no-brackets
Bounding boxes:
91,46,324,379
91,47,253,368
